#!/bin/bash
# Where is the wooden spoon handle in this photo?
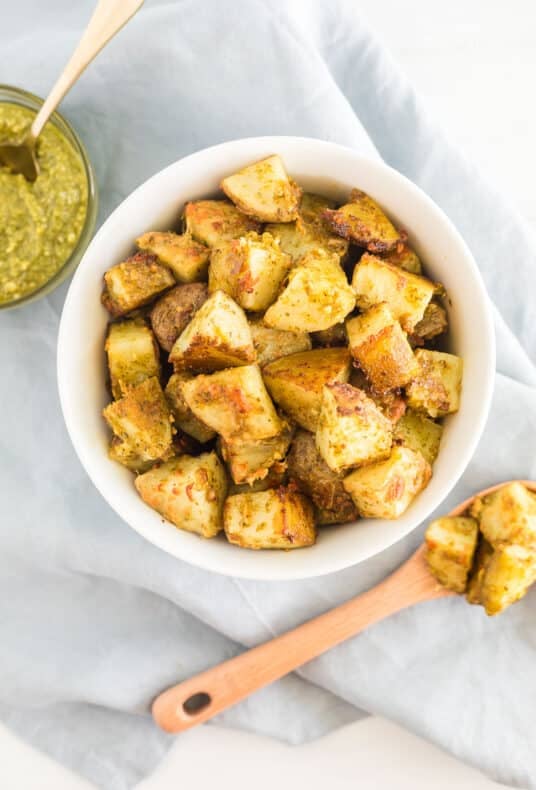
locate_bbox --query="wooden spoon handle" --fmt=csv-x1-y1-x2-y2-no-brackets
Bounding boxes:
152,546,450,733
30,0,144,141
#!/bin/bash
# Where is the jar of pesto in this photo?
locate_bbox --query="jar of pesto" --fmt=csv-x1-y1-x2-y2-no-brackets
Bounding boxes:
0,85,97,310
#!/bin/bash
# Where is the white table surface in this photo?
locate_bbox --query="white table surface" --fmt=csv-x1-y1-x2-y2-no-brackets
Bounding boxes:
2,1,534,787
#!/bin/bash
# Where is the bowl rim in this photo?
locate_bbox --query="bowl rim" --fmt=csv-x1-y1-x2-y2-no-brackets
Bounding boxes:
0,83,98,311
57,135,496,580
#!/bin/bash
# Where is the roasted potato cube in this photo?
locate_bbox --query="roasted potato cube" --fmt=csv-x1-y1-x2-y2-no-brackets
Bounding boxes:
224,488,316,549
343,446,431,519
136,232,210,283
221,155,301,222
323,189,400,253
479,544,536,615
466,537,494,605
382,242,422,274
316,383,393,473
184,199,261,247
165,373,216,444
266,192,349,263
351,254,435,332
228,461,287,495
478,482,536,551
150,283,208,352
108,436,154,474
219,421,294,485
287,430,359,522
209,232,292,312
412,302,448,342
169,290,256,371
249,321,311,367
103,377,174,468
263,250,355,333
346,303,418,392
263,347,351,432
311,323,347,348
135,452,227,538
425,516,479,593
406,349,463,418
393,409,443,465
182,364,283,441
101,252,175,317
469,495,486,521
105,318,160,400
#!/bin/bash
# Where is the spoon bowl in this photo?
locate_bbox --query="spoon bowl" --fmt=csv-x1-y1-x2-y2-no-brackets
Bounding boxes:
0,136,39,181
152,480,536,734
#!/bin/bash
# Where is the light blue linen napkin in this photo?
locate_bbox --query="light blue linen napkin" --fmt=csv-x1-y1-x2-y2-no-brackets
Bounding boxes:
2,1,536,788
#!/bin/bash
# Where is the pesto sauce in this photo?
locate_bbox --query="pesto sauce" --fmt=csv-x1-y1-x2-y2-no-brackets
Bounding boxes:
0,103,88,304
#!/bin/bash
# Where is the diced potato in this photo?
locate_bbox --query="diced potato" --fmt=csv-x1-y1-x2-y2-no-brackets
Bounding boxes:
466,537,494,605
169,290,256,371
406,349,463,418
316,383,393,473
219,421,294,485
228,461,287,495
479,544,536,616
478,482,536,551
343,446,431,519
136,231,210,283
135,452,227,538
182,364,283,441
425,516,479,593
105,318,160,400
346,303,418,392
184,199,261,247
412,302,448,342
263,347,351,432
383,242,422,274
287,430,359,522
165,373,216,444
469,495,486,521
249,321,311,367
103,377,174,469
263,250,355,333
323,189,400,253
311,323,347,348
393,409,443,465
108,436,154,474
224,488,316,549
101,252,175,317
150,283,208,352
221,155,301,222
266,192,349,264
351,254,435,332
209,232,292,312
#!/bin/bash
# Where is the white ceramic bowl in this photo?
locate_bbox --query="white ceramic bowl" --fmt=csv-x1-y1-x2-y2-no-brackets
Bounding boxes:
57,136,495,581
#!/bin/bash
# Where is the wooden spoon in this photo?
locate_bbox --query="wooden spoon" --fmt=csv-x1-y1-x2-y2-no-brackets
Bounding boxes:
0,0,144,181
152,480,536,733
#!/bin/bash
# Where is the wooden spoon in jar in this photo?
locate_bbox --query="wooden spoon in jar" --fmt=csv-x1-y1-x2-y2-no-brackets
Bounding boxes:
0,0,144,181
152,480,536,734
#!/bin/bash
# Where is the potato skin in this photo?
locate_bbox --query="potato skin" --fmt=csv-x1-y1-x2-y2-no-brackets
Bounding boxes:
263,347,351,432
287,430,358,523
425,516,479,593
323,189,400,253
184,200,261,247
224,487,316,549
150,283,208,352
249,321,311,367
102,252,175,317
135,452,227,538
412,302,448,342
